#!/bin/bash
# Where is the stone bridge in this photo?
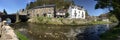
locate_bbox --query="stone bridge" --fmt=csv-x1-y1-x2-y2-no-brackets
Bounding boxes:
0,14,29,23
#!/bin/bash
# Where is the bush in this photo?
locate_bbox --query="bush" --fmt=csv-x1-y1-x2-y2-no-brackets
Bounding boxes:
109,15,118,23
65,13,69,18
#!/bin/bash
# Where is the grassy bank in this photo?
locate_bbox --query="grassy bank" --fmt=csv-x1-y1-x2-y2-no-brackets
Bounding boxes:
89,21,111,25
100,26,120,40
28,17,111,25
15,31,29,40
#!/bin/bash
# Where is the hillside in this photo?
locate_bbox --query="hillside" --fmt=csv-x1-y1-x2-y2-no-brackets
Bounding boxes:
26,0,73,9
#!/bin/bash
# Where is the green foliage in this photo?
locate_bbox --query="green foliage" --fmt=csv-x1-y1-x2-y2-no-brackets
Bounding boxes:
65,13,69,18
15,31,29,40
26,0,73,9
95,0,120,22
89,21,111,25
109,14,118,23
29,17,111,26
85,10,89,16
95,0,111,9
95,0,120,39
3,9,7,15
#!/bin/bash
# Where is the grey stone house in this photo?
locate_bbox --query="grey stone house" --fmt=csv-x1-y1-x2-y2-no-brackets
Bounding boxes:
20,4,56,18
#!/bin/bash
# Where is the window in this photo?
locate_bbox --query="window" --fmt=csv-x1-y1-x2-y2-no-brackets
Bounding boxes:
74,10,77,17
43,13,47,17
82,12,84,18
48,15,50,17
37,14,39,17
27,14,30,16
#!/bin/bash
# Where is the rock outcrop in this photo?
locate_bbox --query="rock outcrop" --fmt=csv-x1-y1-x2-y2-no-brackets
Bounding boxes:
0,21,19,40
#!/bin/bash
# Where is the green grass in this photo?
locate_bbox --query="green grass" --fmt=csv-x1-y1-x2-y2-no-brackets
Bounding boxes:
89,21,111,25
100,26,120,40
15,31,29,40
29,17,111,25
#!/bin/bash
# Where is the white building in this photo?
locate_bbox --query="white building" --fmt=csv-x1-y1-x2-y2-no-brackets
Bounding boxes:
68,5,86,19
56,9,66,18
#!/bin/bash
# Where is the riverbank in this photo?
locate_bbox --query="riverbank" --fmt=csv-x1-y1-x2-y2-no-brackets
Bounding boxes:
0,22,19,40
0,21,28,40
100,25,120,40
28,17,111,26
15,30,29,40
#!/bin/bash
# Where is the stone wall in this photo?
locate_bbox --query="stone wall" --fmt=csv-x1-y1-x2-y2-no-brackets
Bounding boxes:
0,21,19,40
19,7,55,18
31,7,54,17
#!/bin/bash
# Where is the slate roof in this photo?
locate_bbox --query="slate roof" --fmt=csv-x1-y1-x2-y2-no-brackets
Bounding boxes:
31,4,55,9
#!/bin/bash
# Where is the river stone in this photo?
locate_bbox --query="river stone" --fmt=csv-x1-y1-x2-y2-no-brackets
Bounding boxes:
0,22,19,40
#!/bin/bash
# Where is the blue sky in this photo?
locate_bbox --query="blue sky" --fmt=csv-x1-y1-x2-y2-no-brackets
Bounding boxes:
0,0,109,16
0,0,35,13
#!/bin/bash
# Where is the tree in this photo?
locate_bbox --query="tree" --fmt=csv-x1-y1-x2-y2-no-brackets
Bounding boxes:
65,13,69,18
95,0,120,26
85,10,89,16
26,2,36,9
26,0,73,9
3,9,7,15
109,14,118,23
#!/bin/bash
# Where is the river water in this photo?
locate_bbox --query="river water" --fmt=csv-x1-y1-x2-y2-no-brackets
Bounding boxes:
10,23,117,40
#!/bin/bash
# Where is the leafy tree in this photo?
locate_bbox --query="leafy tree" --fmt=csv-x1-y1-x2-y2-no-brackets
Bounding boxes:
95,0,120,26
3,9,7,15
26,2,36,9
85,10,89,16
109,14,118,23
26,0,73,9
65,13,69,18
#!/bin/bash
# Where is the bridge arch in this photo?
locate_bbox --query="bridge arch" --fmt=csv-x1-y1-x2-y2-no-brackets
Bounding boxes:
1,15,29,23
6,18,11,24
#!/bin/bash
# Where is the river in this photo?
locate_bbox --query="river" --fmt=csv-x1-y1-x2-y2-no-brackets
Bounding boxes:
10,23,117,40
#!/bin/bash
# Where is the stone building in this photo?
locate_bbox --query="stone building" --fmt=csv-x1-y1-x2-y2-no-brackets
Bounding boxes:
99,13,109,22
19,9,27,15
29,4,55,18
19,4,55,18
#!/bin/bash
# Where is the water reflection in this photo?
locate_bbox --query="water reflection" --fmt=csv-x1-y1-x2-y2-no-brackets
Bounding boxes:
10,23,116,40
82,24,109,40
